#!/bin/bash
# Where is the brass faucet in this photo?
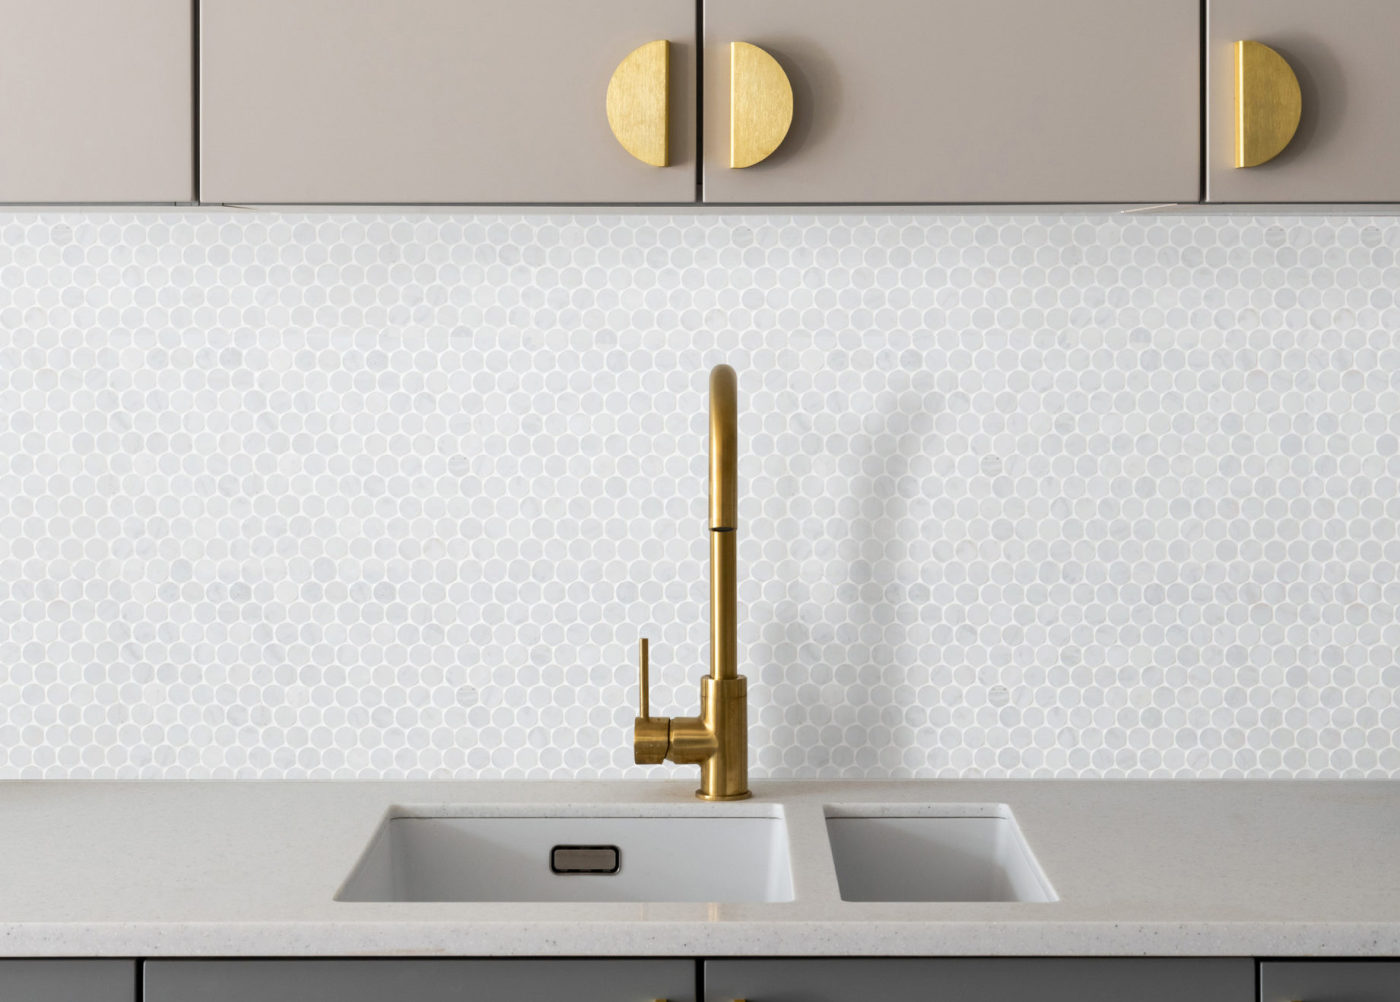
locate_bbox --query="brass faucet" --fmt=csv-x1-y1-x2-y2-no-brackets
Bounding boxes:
633,363,749,801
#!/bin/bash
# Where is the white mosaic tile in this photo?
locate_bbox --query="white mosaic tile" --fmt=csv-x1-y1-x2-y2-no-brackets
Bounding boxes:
0,212,1398,779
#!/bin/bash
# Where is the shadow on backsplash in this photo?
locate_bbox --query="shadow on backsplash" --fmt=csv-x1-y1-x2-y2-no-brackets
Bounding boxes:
0,211,1397,779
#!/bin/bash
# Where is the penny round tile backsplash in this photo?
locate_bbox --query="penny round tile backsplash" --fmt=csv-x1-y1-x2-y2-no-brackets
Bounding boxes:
0,211,1398,779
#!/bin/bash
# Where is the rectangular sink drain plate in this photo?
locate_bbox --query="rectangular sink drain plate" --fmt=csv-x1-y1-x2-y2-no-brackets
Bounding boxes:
550,845,620,874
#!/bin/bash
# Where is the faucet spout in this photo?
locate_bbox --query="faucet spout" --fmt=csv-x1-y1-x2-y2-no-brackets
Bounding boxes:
709,363,738,531
631,363,750,800
708,364,738,683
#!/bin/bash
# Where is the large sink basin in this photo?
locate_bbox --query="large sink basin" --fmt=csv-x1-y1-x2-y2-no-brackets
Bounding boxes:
824,805,1057,902
337,808,794,903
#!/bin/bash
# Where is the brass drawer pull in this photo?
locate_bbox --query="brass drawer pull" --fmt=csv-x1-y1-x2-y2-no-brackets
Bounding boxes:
607,40,670,167
1234,39,1302,167
730,41,792,167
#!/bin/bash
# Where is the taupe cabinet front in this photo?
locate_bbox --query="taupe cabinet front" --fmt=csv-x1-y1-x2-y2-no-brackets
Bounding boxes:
0,0,192,202
18,0,1400,204
198,0,698,204
702,0,1201,204
143,959,695,1002
703,959,1255,1002
1208,0,1400,202
200,0,1196,205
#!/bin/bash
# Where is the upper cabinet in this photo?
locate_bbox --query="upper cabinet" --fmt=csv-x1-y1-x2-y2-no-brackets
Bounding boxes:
701,0,1200,204
1208,0,1400,202
198,0,697,204
0,0,192,203
4,0,1400,205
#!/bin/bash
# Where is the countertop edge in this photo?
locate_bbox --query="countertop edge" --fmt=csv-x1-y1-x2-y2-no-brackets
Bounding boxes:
2,921,1399,959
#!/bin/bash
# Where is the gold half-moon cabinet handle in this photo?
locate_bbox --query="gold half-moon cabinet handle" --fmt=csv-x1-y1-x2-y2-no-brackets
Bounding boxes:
730,41,793,168
1234,39,1302,168
607,40,670,167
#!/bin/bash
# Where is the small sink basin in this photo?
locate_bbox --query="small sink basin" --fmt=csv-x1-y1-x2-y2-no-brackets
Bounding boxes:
337,808,793,903
824,805,1056,902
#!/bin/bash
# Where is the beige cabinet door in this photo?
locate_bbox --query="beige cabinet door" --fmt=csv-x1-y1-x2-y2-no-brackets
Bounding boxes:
0,0,192,202
1208,0,1400,202
702,0,1199,204
200,0,696,204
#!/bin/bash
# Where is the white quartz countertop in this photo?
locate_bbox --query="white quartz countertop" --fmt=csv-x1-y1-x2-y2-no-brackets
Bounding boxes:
0,779,1397,957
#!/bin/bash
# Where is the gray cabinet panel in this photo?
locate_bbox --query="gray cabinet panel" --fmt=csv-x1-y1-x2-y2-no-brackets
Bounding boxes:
145,959,695,1002
0,961,135,1002
1262,961,1400,1002
200,0,697,204
702,0,1199,204
705,958,1253,1002
1207,0,1400,202
0,0,193,202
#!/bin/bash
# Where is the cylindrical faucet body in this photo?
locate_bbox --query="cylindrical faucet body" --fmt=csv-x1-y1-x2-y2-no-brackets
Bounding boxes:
709,531,737,681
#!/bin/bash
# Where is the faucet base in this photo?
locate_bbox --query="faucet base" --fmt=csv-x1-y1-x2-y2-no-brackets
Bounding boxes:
695,675,749,801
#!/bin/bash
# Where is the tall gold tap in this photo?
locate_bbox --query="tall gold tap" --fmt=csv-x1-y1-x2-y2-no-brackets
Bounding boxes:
633,364,749,800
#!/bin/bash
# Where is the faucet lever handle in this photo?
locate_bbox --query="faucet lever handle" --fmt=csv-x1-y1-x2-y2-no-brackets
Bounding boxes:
633,636,670,764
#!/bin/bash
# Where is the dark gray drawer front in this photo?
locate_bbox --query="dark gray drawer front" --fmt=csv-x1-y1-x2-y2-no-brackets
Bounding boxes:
0,961,135,1002
1262,961,1400,1002
145,959,695,1002
705,958,1253,1002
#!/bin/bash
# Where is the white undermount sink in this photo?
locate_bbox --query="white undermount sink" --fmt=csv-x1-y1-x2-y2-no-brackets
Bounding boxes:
824,805,1057,902
337,808,794,903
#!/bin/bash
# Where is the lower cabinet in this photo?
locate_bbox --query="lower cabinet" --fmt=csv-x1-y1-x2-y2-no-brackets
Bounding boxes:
0,961,135,1002
703,959,1254,1002
114,956,1400,1002
1261,961,1400,1002
142,959,696,1002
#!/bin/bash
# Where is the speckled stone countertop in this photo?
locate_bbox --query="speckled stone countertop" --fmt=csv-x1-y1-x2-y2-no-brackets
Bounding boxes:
0,779,1397,957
